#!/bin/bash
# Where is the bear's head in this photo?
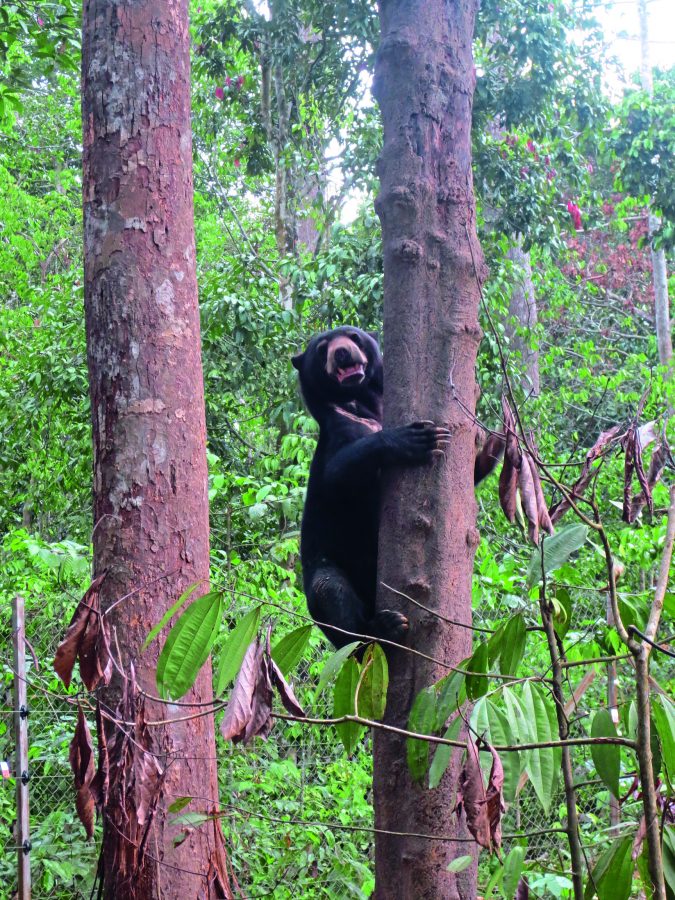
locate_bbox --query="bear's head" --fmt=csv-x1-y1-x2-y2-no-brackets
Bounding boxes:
292,326,382,414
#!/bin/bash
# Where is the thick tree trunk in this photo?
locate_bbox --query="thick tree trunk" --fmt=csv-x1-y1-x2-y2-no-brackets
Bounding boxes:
82,1,228,896
372,2,482,898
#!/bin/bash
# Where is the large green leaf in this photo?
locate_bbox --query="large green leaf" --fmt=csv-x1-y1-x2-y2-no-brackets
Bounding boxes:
142,582,202,651
520,682,556,813
499,614,527,676
157,590,223,700
435,668,467,725
429,716,463,790
215,605,262,696
653,695,675,786
591,709,621,799
447,855,473,873
663,826,675,897
585,835,633,900
503,846,526,898
356,643,388,720
487,701,521,803
271,624,312,677
526,523,589,588
315,641,361,698
333,657,365,756
407,687,437,783
466,641,489,700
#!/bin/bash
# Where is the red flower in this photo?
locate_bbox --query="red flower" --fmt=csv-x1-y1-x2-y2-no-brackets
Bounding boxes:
567,200,582,230
237,75,245,89
225,75,232,87
215,86,224,100
234,158,241,168
526,139,536,154
547,168,556,181
37,17,44,26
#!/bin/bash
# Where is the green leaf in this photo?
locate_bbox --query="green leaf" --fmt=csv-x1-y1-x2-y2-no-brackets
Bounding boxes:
487,701,521,803
447,854,473,873
466,641,489,700
663,826,675,897
168,796,191,813
407,687,437,783
653,695,675,785
271,624,312,677
156,591,223,700
585,835,633,900
435,668,467,725
333,657,365,756
499,614,527,676
521,682,556,814
503,845,526,898
142,582,202,651
215,606,262,696
526,523,589,588
429,715,463,790
591,709,621,799
315,641,361,698
356,643,388,721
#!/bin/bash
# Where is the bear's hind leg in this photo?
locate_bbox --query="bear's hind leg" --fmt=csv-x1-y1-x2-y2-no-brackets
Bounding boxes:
307,566,408,649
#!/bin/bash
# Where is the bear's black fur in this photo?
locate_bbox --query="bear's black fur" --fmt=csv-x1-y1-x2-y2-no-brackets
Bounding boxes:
292,326,500,649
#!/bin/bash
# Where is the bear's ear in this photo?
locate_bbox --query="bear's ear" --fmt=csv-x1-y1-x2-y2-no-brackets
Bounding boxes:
291,351,305,370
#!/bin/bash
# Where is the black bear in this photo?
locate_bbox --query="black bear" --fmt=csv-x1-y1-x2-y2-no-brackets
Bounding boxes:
292,326,501,649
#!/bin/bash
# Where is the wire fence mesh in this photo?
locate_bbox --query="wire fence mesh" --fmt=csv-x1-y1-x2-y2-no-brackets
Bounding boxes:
0,581,644,899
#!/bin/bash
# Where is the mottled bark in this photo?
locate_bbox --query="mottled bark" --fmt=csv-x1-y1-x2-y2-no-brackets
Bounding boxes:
82,1,227,896
372,2,482,898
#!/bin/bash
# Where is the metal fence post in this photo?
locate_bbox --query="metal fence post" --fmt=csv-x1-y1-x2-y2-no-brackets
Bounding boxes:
13,594,31,899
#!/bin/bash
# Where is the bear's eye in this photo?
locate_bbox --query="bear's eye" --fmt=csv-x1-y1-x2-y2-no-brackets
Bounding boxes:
348,332,361,345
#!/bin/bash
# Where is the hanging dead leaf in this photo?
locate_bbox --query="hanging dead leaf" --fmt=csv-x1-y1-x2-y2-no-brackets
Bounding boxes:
622,425,637,523
455,738,490,850
220,640,259,742
90,701,108,811
69,705,96,839
629,440,668,521
54,573,111,690
482,737,505,853
269,656,306,718
518,452,539,544
242,642,274,743
632,814,646,860
526,452,554,537
549,425,622,525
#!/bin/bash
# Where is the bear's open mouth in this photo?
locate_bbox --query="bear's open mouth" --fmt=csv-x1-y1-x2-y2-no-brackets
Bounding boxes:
336,364,365,384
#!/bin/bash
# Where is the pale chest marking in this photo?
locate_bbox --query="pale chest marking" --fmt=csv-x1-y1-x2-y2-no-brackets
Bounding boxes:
332,405,382,433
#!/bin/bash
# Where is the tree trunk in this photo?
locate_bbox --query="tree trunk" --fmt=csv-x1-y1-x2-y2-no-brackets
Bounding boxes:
372,2,482,898
638,0,672,370
82,1,228,896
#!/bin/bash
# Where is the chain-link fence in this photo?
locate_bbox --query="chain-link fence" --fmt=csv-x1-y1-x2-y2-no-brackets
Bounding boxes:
1,582,644,898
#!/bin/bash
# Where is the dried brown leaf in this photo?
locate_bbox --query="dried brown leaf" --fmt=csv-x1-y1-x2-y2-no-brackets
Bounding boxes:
527,452,554,537
456,738,491,850
622,425,637,523
519,452,539,545
220,640,259,742
549,425,622,525
482,738,505,852
69,705,96,839
632,814,646,860
269,657,306,718
54,573,108,690
242,644,273,743
499,444,519,523
90,701,108,811
630,441,667,520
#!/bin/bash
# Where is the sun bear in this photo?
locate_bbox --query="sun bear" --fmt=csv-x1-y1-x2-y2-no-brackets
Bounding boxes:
292,326,500,649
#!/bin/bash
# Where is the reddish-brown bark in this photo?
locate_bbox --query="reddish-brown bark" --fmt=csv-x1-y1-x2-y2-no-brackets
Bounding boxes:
82,1,228,896
372,1,483,897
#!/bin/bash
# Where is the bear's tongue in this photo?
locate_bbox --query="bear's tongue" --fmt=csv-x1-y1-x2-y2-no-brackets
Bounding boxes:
337,364,364,383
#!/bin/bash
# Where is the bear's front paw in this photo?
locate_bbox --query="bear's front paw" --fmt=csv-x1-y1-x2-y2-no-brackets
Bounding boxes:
385,421,451,463
372,609,409,644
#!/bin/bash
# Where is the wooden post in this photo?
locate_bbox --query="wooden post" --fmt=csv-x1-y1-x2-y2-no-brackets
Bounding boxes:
12,594,31,899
